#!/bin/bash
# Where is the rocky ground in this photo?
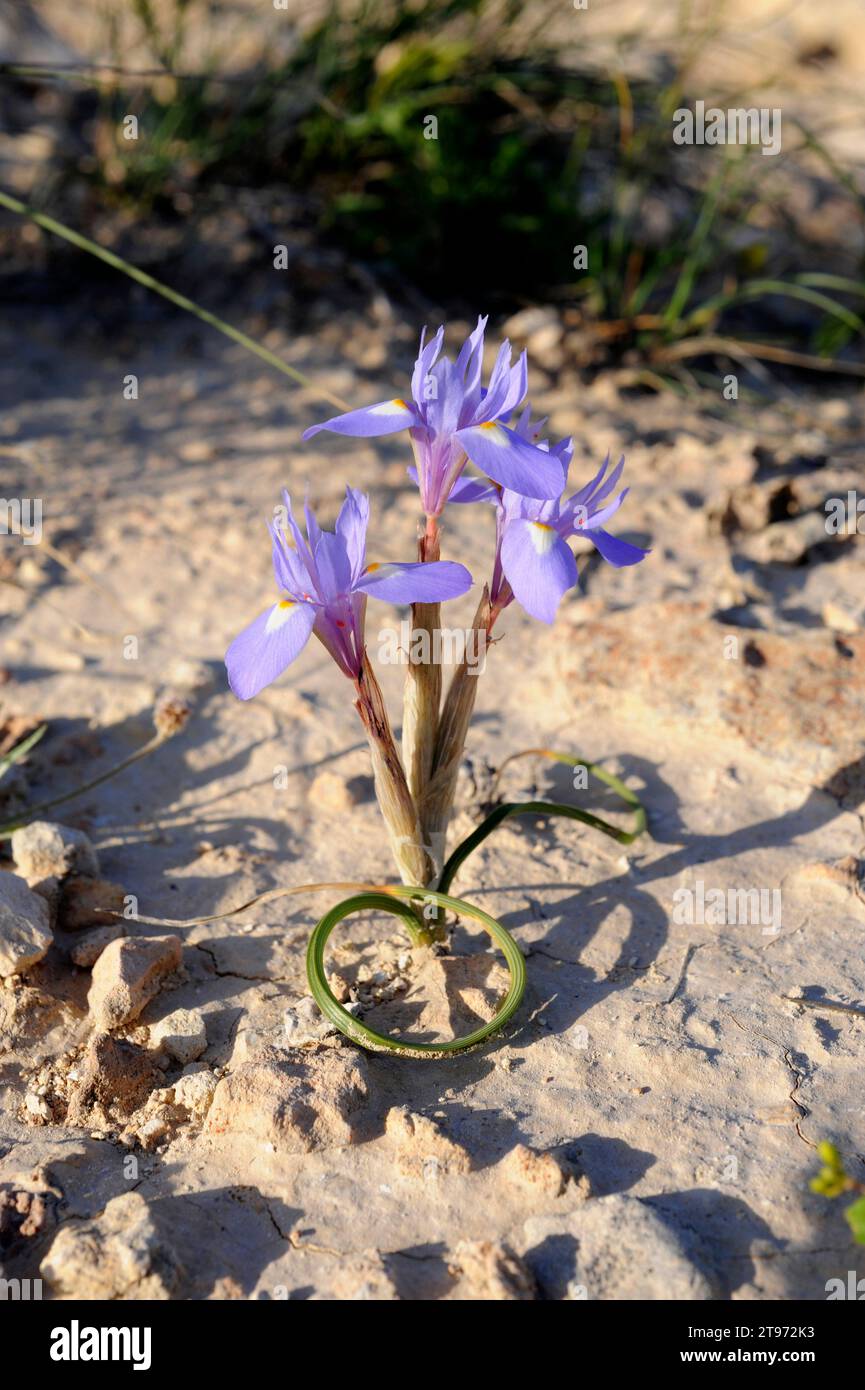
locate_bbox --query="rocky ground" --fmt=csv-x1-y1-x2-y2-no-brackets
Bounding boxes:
0,293,863,1300
2,0,865,1305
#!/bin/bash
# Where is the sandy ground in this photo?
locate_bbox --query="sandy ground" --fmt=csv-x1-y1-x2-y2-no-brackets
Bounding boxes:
0,293,863,1299
1,0,865,1304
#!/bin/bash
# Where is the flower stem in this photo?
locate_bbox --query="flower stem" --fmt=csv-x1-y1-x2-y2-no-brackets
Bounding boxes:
355,654,434,894
401,513,442,845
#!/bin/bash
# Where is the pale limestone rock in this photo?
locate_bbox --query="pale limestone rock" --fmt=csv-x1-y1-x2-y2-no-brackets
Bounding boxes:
282,995,335,1046
557,598,865,786
136,1106,185,1151
499,1143,567,1199
385,1106,472,1178
11,820,99,881
0,872,52,977
69,923,125,968
231,997,334,1064
320,1250,399,1301
173,1068,218,1121
40,1192,181,1300
523,1195,717,1300
366,954,510,1042
447,1240,535,1301
149,1007,207,1063
206,1044,368,1154
87,935,182,1029
24,1091,51,1121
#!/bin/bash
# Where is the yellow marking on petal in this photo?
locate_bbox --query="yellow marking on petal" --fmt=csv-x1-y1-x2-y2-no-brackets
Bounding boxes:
477,422,507,445
265,599,299,635
366,562,381,572
529,521,557,555
370,398,411,416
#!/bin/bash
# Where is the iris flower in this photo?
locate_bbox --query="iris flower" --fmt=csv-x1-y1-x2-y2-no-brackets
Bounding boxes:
226,488,472,699
301,317,565,515
451,411,649,623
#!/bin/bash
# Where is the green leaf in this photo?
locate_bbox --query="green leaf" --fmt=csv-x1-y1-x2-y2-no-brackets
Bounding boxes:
845,1195,865,1244
0,724,47,784
686,280,865,339
810,1141,852,1198
817,1140,844,1171
438,751,647,896
796,273,865,299
302,749,648,1055
0,192,350,413
306,886,527,1056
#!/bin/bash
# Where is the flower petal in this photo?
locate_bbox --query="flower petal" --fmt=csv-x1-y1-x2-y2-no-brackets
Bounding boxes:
407,460,497,509
588,455,626,507
225,600,316,700
500,518,577,623
567,453,611,510
335,486,370,583
302,398,418,440
587,528,650,567
446,473,501,505
412,325,445,405
269,522,308,597
497,348,528,419
455,422,565,500
472,340,516,422
312,529,353,600
585,487,629,530
355,560,473,604
278,489,313,559
455,314,487,388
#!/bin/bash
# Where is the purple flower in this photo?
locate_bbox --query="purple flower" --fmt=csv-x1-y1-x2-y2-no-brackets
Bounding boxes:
301,317,565,515
452,411,649,624
226,488,473,699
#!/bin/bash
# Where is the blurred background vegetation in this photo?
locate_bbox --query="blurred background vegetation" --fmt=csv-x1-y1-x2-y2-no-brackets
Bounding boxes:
1,0,865,388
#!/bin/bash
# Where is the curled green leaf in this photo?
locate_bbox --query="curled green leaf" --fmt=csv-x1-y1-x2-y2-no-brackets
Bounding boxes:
0,724,47,784
306,887,527,1056
306,750,648,1057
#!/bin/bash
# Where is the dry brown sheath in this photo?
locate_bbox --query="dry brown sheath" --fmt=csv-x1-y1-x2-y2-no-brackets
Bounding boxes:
401,524,442,813
423,585,491,870
355,654,433,887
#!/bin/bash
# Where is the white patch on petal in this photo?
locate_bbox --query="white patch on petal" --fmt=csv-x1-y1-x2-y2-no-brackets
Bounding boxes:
370,399,412,417
265,600,298,634
474,423,508,447
529,522,557,555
